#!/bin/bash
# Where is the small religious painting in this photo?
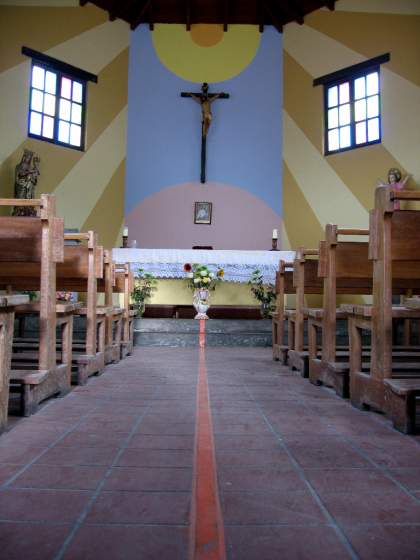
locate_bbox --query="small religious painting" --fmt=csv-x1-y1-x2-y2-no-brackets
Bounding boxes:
194,202,212,225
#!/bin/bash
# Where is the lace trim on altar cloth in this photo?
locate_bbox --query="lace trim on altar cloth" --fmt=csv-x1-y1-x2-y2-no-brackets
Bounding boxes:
130,263,276,284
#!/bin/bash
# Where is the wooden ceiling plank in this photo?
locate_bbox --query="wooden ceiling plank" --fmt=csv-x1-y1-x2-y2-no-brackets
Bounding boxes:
130,0,152,30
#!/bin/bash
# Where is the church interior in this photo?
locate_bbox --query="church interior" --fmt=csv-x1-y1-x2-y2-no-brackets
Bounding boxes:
0,0,420,558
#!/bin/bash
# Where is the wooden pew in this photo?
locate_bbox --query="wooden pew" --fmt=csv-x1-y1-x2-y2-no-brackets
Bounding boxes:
58,231,112,385
286,248,323,377
348,187,420,433
308,226,372,397
0,195,77,416
0,294,29,432
114,263,136,359
98,249,123,364
272,260,294,364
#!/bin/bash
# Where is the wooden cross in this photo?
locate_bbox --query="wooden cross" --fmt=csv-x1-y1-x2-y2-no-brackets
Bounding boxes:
181,82,229,183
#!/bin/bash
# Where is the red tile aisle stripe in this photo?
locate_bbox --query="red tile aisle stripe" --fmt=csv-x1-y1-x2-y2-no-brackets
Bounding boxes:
190,319,226,560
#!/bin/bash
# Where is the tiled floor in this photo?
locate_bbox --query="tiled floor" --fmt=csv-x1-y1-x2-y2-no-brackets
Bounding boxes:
0,347,419,559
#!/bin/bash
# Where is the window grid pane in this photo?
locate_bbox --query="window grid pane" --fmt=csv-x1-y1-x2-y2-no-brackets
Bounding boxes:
325,68,381,154
27,63,96,150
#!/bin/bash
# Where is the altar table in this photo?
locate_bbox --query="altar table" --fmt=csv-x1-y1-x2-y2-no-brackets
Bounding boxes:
112,248,295,284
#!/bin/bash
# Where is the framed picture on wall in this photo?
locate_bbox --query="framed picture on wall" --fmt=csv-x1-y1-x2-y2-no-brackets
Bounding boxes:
194,201,212,225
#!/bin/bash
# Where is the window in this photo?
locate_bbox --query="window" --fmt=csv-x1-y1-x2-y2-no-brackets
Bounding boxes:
23,46,97,151
313,53,390,155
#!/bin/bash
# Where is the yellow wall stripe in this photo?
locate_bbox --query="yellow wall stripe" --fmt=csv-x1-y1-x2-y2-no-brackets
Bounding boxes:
283,110,369,229
306,11,420,87
283,162,324,249
335,0,420,16
0,19,129,166
54,106,127,228
0,6,107,73
82,159,126,250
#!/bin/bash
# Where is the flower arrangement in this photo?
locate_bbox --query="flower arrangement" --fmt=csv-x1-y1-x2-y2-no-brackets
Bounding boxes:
56,291,76,302
184,263,224,291
248,269,276,318
132,268,158,316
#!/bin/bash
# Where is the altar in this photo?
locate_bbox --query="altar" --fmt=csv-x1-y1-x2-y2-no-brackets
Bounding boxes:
112,248,295,306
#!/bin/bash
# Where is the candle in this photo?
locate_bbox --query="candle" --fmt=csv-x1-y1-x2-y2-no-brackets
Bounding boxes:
123,226,128,237
272,229,278,240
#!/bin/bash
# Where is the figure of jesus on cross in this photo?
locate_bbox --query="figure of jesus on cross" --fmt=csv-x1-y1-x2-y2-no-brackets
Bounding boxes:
181,82,229,183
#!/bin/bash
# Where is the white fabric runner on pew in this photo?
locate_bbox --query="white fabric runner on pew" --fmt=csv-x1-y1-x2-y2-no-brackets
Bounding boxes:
112,248,295,284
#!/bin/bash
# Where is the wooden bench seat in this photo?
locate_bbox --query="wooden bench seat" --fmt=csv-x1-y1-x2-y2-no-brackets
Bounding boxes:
0,195,77,416
347,187,420,433
0,295,29,432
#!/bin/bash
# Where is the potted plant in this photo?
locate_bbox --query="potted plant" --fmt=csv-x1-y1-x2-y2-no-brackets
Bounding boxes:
248,269,276,319
132,268,158,317
184,263,224,319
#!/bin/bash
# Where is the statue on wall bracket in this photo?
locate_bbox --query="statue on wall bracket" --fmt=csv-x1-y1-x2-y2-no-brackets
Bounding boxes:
12,149,40,216
181,82,229,184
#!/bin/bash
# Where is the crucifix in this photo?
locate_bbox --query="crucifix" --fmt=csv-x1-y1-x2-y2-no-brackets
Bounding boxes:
181,82,229,184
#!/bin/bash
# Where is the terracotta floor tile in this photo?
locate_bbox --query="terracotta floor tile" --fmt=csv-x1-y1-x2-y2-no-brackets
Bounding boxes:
35,446,118,466
216,449,293,468
117,448,193,468
221,490,324,525
126,434,194,449
304,468,400,495
86,491,190,524
10,464,107,490
343,525,420,560
104,467,192,492
0,489,92,522
321,491,420,525
0,464,22,485
0,445,46,465
284,436,370,468
226,526,351,560
214,434,280,450
63,524,189,560
388,468,420,492
0,522,70,560
219,466,305,493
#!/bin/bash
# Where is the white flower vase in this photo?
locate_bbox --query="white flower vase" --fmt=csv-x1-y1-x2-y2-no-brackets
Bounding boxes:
193,288,210,320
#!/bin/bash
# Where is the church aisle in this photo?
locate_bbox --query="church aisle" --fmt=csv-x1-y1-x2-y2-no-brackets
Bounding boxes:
0,347,419,559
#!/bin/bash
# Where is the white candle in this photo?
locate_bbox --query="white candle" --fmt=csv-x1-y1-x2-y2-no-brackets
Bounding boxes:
123,226,128,237
272,229,278,240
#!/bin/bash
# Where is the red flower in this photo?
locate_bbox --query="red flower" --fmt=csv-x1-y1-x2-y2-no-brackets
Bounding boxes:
184,263,192,272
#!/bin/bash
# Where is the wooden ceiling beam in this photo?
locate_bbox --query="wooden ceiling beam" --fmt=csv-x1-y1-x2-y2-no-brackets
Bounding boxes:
148,0,154,30
286,0,305,24
186,0,191,31
223,0,229,32
107,0,119,21
130,0,152,29
262,1,283,34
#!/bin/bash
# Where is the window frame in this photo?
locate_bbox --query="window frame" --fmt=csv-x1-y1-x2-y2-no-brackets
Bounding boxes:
313,53,390,156
22,46,97,152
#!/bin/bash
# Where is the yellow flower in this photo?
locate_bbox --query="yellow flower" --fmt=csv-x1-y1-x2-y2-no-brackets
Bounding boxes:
217,269,224,278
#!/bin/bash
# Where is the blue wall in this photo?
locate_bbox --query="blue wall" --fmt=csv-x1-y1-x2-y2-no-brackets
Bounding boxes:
125,26,283,216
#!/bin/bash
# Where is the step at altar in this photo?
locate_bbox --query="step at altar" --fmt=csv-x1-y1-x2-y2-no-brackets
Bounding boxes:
134,319,272,347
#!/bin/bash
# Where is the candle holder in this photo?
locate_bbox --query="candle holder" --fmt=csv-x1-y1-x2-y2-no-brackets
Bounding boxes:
270,238,279,251
122,235,128,248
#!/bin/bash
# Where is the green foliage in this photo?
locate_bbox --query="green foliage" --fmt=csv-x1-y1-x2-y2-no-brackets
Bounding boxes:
132,269,158,316
248,269,276,318
21,290,38,301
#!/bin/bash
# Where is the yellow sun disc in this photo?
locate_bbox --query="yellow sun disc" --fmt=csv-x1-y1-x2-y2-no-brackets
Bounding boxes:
152,24,261,83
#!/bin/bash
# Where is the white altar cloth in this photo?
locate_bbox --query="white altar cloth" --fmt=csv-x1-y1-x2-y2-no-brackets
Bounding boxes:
112,248,295,284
